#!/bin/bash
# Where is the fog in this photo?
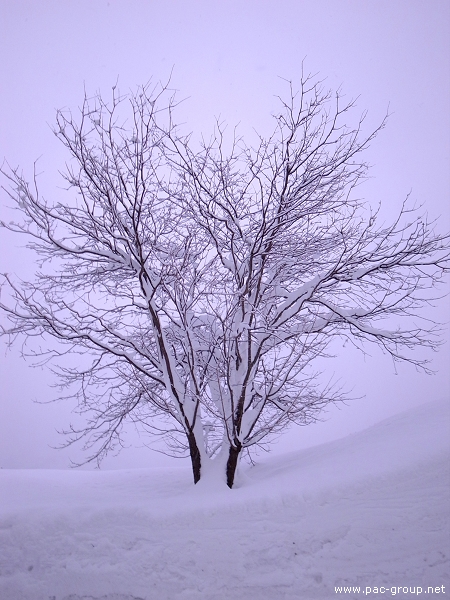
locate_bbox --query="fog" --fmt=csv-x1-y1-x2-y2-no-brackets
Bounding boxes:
0,0,449,470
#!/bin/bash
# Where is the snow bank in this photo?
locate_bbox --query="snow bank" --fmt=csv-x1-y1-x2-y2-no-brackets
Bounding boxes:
0,399,448,599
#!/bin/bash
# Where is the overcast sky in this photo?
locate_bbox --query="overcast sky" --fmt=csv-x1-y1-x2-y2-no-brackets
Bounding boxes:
0,0,449,470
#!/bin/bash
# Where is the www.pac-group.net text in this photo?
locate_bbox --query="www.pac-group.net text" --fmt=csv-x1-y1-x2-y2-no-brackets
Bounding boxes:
335,585,446,596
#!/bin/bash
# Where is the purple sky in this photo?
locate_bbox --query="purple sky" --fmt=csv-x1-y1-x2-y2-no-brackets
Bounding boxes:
0,0,449,469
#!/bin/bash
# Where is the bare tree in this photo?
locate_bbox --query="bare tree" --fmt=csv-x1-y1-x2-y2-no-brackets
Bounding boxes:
1,75,449,488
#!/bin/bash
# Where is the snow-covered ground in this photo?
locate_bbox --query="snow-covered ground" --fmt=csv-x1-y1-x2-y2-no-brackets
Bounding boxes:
1,399,449,600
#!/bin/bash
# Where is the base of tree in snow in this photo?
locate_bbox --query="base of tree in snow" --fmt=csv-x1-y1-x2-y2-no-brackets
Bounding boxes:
0,399,448,600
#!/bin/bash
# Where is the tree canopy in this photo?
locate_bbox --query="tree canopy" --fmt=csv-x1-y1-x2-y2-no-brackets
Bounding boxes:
1,74,449,487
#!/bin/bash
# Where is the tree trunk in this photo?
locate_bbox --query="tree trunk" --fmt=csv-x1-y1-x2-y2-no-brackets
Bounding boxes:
226,442,242,488
187,430,202,484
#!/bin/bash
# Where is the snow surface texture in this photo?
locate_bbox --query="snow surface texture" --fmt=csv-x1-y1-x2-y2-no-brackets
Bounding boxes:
0,399,449,600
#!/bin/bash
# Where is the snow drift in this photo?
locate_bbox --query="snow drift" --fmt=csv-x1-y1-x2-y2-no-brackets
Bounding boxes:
1,398,449,599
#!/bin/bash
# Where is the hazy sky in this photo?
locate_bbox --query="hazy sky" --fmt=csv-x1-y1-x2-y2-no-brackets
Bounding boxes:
0,0,449,469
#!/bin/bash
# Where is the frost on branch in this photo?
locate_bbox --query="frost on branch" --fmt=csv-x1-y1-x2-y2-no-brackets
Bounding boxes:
1,75,449,488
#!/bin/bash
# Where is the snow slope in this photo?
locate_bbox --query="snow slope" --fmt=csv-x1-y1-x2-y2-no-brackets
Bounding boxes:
0,399,449,600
